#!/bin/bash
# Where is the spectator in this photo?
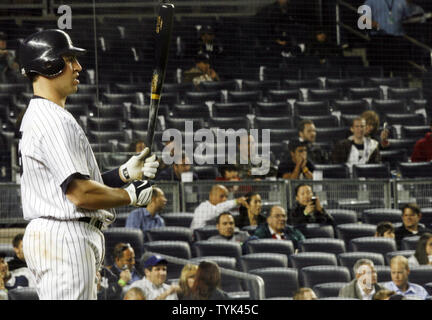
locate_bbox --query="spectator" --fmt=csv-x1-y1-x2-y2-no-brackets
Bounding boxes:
306,28,342,65
331,117,381,169
363,0,417,76
293,287,317,300
253,205,305,249
187,260,229,300
156,152,198,182
177,264,198,300
339,259,385,300
372,289,397,300
383,255,429,299
375,221,395,239
278,139,314,179
130,255,180,300
97,266,123,300
208,212,250,244
107,243,142,290
236,191,266,229
407,233,432,267
125,187,167,240
0,253,34,291
289,184,334,226
361,111,390,150
194,25,225,67
216,164,240,182
0,31,19,83
0,254,8,300
297,119,329,164
410,119,432,162
395,203,432,249
123,287,146,300
7,233,26,271
190,184,247,230
183,53,219,88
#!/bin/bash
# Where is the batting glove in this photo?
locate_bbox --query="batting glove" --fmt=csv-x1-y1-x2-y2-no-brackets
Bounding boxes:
124,180,153,207
119,147,159,181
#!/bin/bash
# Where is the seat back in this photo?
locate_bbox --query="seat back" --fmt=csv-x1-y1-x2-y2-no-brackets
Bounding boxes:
240,253,288,272
353,163,391,179
313,282,348,298
350,237,397,255
250,267,299,298
160,212,194,228
362,208,402,224
103,228,144,265
338,251,385,277
145,226,193,243
299,238,346,254
246,239,295,257
325,209,358,225
301,266,351,288
7,287,39,300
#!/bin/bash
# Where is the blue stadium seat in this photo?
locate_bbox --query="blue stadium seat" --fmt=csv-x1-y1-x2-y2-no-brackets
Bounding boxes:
145,226,194,243
398,162,432,178
245,239,295,257
296,224,335,239
401,236,421,250
362,208,402,224
385,250,415,265
353,163,391,179
300,266,351,288
250,267,299,299
325,209,358,225
290,252,338,271
240,253,288,272
313,282,348,298
298,238,346,255
336,223,377,249
159,212,194,228
350,237,397,255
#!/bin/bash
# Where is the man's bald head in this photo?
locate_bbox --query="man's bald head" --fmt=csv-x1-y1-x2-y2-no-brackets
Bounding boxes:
209,185,229,205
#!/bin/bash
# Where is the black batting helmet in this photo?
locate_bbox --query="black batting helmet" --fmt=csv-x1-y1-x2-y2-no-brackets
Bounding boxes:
19,29,86,78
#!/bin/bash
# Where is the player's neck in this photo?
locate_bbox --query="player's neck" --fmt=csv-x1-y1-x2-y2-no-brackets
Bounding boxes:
33,81,67,108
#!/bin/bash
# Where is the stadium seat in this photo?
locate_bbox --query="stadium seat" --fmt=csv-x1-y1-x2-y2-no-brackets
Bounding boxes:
300,266,351,288
127,118,162,131
380,149,407,170
208,117,250,130
145,226,193,243
386,113,425,126
255,101,292,117
372,99,408,117
326,78,363,90
296,115,339,128
254,116,294,130
193,165,219,180
338,252,385,277
0,83,29,95
199,80,239,92
307,88,342,102
212,102,251,117
332,99,369,115
385,250,415,265
7,287,39,300
401,236,421,250
143,240,191,260
240,253,288,272
192,240,242,263
294,101,331,117
130,129,148,142
185,91,222,104
266,89,300,102
347,87,381,100
362,208,402,224
313,164,351,179
103,228,144,265
387,87,422,101
92,103,126,119
283,79,320,89
86,118,123,132
242,80,280,92
66,104,89,119
313,282,348,298
387,139,417,156
325,209,358,225
165,118,204,131
298,238,346,254
290,252,338,271
336,223,377,248
171,103,210,119
250,267,299,299
350,237,397,255
0,243,14,257
130,104,169,119
398,162,432,178
113,82,147,93
296,224,335,239
245,239,295,257
352,163,391,179
159,212,194,228
102,93,141,104
408,266,432,287
345,65,383,79
420,208,432,227
227,90,261,103
162,82,195,97
401,126,430,139
88,129,127,144
376,265,392,282
367,77,403,87
67,93,97,105
109,212,128,228
315,127,349,144
425,283,432,296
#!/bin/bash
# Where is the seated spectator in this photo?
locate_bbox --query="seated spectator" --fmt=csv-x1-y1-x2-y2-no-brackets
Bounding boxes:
0,253,35,292
183,53,219,88
208,212,250,244
306,28,342,66
339,259,385,300
331,117,381,169
195,25,225,66
289,184,334,226
361,111,390,149
156,152,198,182
216,164,240,182
177,264,198,300
395,203,432,249
383,256,429,299
407,233,432,267
186,260,229,300
130,255,180,300
375,221,395,239
410,119,432,162
372,289,397,300
107,243,142,289
125,187,167,239
253,205,305,249
7,233,26,271
123,287,146,300
236,191,266,229
190,184,247,230
97,266,123,300
298,120,329,164
293,287,317,300
0,31,19,83
278,139,314,179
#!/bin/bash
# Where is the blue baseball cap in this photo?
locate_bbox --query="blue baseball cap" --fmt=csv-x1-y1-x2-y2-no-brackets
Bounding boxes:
144,255,168,269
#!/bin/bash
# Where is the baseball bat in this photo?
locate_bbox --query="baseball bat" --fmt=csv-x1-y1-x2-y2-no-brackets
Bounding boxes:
146,1,175,151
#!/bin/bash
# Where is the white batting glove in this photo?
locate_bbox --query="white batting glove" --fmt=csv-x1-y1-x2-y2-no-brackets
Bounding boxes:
124,180,153,207
119,147,159,182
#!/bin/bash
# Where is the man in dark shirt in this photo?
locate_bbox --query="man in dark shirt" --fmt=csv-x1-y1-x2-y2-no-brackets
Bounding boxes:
298,119,328,164
7,233,26,271
395,203,432,249
278,139,314,179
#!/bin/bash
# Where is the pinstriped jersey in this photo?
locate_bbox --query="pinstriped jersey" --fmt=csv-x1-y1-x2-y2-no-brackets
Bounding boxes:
19,97,115,221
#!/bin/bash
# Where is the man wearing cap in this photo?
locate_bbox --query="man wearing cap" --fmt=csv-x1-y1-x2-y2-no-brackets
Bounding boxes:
129,255,180,300
183,53,220,88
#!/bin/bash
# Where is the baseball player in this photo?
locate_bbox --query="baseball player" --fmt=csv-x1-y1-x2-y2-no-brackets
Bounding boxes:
17,29,159,300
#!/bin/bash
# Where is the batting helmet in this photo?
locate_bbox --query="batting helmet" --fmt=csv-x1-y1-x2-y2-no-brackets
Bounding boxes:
19,29,86,78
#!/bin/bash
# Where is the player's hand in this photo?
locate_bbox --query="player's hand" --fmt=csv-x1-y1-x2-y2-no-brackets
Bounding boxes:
119,147,159,182
124,180,153,207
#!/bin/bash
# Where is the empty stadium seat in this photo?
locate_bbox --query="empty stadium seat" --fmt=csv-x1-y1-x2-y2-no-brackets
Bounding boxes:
266,89,300,102
300,266,351,288
385,113,425,126
192,240,243,262
143,240,192,260
332,99,369,115
284,79,320,89
314,164,351,179
296,224,335,239
240,253,288,272
102,93,141,104
367,77,403,87
110,212,128,227
336,223,377,247
307,88,342,102
67,93,97,105
362,208,402,224
255,101,292,117
250,267,299,299
372,99,408,117
103,228,144,265
398,162,432,178
290,252,338,271
0,243,14,257
92,103,126,119
160,212,194,228
313,282,348,298
7,287,39,300
245,239,295,257
350,237,397,255
113,82,147,93
212,102,251,117
165,118,204,131
171,103,210,119
401,236,421,250
209,117,250,130
326,209,358,225
242,80,280,92
254,116,294,130
420,208,432,227
145,226,193,243
401,126,431,139
86,118,123,131
227,90,261,103
66,104,89,119
347,87,381,100
352,163,391,179
338,252,385,277
385,250,415,265
294,101,331,117
298,238,346,254
380,149,407,170
185,91,222,104
326,78,363,90
130,104,169,119
193,165,219,180
387,87,422,101
315,127,349,144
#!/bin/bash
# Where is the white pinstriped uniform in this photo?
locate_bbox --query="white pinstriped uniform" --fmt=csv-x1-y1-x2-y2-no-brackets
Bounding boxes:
19,97,115,300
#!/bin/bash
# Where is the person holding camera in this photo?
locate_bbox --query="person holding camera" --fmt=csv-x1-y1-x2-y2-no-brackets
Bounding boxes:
288,184,334,226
